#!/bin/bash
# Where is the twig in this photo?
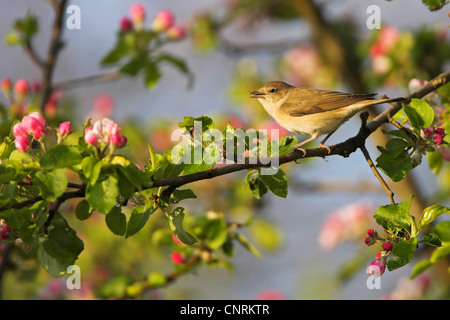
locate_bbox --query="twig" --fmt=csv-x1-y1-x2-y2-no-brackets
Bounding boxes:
39,0,68,112
53,70,121,91
24,41,45,70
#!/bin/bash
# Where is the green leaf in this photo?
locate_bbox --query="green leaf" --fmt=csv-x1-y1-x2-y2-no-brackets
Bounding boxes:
427,151,444,175
259,168,288,198
105,206,127,236
40,145,82,169
37,213,84,277
387,237,418,271
166,207,197,245
402,99,434,129
13,11,39,41
34,168,68,201
433,221,450,242
100,40,129,65
190,217,228,250
231,232,261,259
376,150,412,182
86,175,119,214
178,116,214,132
270,136,298,156
377,138,411,157
156,53,194,88
374,197,413,233
419,232,442,247
143,61,161,89
119,56,148,76
430,242,450,261
417,204,450,232
0,165,17,183
169,189,197,204
125,204,156,238
422,0,449,11
75,199,92,220
246,169,268,199
410,260,434,279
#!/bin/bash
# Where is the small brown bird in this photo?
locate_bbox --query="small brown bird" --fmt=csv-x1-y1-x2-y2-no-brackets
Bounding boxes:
251,81,404,152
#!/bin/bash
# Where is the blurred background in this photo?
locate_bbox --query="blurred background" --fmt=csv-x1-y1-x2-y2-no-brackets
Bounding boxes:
0,0,449,299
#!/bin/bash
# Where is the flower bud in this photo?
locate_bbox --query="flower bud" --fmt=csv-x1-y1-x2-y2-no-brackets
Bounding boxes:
14,135,30,152
14,79,28,97
408,78,425,93
382,241,393,251
367,229,375,237
152,10,175,32
58,121,72,137
129,3,145,25
433,133,444,145
365,236,375,246
170,252,184,265
120,17,133,32
12,122,27,138
424,127,434,138
84,126,98,145
167,25,187,40
1,78,11,91
367,259,386,277
435,128,445,136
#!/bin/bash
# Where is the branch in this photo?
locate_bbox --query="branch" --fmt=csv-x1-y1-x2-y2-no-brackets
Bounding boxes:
39,0,68,112
53,70,121,91
23,41,45,70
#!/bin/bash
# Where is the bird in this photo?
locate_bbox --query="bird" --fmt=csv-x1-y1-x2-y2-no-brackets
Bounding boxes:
250,81,404,153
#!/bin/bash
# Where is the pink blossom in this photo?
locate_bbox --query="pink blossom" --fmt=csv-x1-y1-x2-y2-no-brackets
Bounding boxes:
408,78,425,92
84,126,98,145
110,133,127,148
435,128,445,136
167,25,187,40
424,127,434,138
370,26,400,58
14,135,30,152
22,115,46,139
382,241,393,251
254,289,285,300
152,10,175,31
28,112,47,127
12,122,27,138
58,121,72,137
14,79,28,96
367,259,386,277
129,3,145,24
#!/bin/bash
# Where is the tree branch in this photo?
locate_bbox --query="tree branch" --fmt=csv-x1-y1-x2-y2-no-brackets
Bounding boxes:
39,0,68,112
53,70,121,91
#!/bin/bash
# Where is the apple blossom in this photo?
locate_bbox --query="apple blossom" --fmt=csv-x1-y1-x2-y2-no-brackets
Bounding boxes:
14,78,28,96
58,121,72,137
367,258,386,277
167,25,187,40
152,10,175,32
14,135,30,152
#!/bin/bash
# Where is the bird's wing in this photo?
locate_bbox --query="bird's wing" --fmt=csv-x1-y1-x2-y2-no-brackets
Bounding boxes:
281,89,377,117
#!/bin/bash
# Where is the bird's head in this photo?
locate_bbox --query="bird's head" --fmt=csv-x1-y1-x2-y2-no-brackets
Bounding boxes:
250,81,294,105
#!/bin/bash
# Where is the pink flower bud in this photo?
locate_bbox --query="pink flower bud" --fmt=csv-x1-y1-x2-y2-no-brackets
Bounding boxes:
167,25,187,40
58,121,72,137
1,78,11,91
14,79,28,96
129,3,145,24
152,10,175,31
14,135,30,152
435,128,445,136
84,126,98,145
408,78,425,93
367,229,375,237
433,133,444,145
28,112,47,127
367,259,386,277
110,133,127,148
365,236,375,246
382,241,393,251
12,122,27,138
375,252,383,258
424,127,434,138
120,17,133,32
170,252,184,265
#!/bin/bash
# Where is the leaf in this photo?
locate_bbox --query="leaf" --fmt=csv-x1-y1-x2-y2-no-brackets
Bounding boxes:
419,232,442,247
119,56,148,76
143,61,161,89
427,151,444,175
37,214,84,277
166,207,197,245
374,197,413,233
410,260,434,279
376,150,412,182
100,40,129,65
377,138,411,158
75,199,92,220
246,169,268,199
34,168,68,201
259,168,288,198
270,136,298,157
156,53,194,88
86,175,119,214
0,165,17,183
40,145,82,169
232,232,261,259
422,0,449,11
169,189,197,204
417,204,450,232
125,204,156,238
433,221,450,242
387,237,418,271
105,206,127,236
402,99,434,129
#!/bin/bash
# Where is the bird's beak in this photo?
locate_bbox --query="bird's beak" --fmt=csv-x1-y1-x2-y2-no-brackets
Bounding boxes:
250,90,265,99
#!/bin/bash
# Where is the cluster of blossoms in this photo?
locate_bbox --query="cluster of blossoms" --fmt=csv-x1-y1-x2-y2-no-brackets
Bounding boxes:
424,126,446,146
84,118,127,149
12,112,71,152
369,26,400,75
120,4,186,40
1,78,28,103
0,220,11,240
365,229,395,277
317,202,374,251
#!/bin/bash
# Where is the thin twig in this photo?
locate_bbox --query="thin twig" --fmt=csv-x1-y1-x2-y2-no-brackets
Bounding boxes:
24,41,45,70
39,0,68,112
53,70,121,91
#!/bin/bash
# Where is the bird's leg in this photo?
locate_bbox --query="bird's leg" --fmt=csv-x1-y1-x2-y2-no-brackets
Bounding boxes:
318,130,336,154
293,135,317,157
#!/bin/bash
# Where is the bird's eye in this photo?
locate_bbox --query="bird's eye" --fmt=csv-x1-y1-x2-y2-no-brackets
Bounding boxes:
269,88,277,93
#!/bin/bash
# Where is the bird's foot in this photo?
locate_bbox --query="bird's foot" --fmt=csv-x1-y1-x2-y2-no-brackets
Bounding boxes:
319,143,331,154
293,145,306,162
